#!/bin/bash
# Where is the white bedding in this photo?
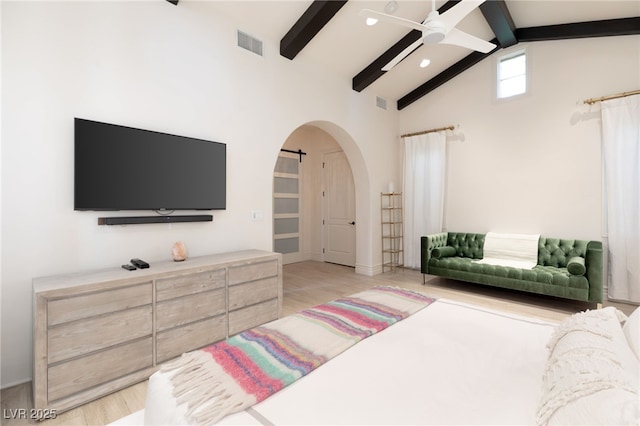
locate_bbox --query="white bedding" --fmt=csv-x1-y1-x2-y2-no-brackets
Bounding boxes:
144,299,557,425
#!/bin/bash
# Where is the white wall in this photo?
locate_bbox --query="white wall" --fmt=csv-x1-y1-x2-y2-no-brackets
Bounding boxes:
399,35,640,241
0,1,399,387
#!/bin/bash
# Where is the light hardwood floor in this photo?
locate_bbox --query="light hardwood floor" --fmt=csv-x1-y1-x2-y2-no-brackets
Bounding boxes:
2,261,635,426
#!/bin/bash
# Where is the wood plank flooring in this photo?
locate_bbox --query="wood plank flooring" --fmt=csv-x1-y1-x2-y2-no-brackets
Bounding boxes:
2,261,635,426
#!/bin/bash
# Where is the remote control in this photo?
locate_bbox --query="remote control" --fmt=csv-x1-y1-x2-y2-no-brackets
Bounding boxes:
130,258,150,269
121,264,136,271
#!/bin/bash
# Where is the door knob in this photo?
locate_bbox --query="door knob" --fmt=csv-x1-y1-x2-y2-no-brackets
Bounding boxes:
349,221,356,225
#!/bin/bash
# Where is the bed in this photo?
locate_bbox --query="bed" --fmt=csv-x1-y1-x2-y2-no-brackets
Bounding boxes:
138,286,639,426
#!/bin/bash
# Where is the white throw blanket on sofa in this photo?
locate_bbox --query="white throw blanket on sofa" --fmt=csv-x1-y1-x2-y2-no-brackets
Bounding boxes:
474,232,540,270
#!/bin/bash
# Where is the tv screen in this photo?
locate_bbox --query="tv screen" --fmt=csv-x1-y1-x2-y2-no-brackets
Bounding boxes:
74,118,226,211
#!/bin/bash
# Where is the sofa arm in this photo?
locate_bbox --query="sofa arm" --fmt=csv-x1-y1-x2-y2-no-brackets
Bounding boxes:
421,232,448,275
585,241,603,303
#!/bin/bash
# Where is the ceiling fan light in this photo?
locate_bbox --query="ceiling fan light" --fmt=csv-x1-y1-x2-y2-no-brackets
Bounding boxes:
366,17,378,26
420,58,431,68
423,30,446,44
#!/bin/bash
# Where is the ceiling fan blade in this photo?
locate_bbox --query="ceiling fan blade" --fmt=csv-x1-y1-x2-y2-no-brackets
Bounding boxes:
358,9,426,33
382,39,423,71
438,0,486,30
441,27,496,53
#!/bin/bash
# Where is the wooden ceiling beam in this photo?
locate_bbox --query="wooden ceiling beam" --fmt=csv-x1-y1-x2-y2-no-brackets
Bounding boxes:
352,30,422,92
280,0,348,60
516,17,640,42
479,0,517,48
352,0,462,92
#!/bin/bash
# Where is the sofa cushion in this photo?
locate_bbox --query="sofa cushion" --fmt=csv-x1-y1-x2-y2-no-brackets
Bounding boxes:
567,256,586,276
428,258,589,290
432,246,456,259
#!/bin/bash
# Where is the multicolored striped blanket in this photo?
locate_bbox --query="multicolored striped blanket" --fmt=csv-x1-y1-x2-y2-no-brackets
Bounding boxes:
160,286,435,425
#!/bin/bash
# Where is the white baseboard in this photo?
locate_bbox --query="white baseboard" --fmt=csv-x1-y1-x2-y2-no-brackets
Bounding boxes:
282,251,312,265
283,252,381,277
355,264,382,276
310,252,324,262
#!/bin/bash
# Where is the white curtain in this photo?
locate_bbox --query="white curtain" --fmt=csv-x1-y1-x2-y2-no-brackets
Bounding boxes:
403,132,447,269
601,94,640,303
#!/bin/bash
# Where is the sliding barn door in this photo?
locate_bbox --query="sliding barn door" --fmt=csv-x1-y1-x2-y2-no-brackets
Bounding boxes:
273,152,303,264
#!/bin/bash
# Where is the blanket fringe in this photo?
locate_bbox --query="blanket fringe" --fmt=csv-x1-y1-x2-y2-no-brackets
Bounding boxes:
161,351,256,426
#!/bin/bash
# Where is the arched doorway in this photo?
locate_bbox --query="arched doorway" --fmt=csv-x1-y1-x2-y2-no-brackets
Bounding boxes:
273,123,364,268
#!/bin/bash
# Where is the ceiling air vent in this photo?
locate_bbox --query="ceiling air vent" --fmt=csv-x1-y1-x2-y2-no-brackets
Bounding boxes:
376,96,387,110
237,30,263,57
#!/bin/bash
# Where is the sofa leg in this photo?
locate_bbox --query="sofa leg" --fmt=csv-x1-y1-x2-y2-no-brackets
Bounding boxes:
422,274,425,285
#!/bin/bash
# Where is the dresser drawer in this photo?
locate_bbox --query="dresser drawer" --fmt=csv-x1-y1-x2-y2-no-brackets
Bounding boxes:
48,337,152,402
228,298,279,336
48,283,152,326
228,277,278,311
156,288,226,332
48,305,152,364
228,260,278,286
156,315,227,363
156,269,225,301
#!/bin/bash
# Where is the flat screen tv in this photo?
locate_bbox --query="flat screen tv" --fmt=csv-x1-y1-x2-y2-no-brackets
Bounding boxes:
74,118,226,211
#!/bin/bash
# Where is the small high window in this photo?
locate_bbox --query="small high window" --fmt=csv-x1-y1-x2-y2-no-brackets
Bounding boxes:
497,49,527,99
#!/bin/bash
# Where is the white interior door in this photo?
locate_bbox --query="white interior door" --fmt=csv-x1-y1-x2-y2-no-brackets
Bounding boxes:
323,151,356,267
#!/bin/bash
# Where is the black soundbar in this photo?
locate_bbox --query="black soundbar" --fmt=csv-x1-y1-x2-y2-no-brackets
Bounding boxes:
98,215,213,225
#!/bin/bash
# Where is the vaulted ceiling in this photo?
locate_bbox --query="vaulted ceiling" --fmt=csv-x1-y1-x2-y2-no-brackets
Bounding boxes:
173,1,640,110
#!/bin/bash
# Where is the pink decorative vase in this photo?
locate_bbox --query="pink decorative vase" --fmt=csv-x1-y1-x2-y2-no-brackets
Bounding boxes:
172,241,188,262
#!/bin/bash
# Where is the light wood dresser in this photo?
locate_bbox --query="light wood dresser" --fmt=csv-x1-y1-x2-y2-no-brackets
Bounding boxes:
32,249,282,416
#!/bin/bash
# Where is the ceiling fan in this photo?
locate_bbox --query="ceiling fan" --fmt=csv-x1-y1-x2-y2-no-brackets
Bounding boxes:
359,0,496,71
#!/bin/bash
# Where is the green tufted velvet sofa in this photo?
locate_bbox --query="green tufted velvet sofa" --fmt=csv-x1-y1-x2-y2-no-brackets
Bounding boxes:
421,232,603,303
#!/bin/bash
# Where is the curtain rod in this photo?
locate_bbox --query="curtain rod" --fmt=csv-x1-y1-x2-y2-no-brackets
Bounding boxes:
583,89,640,105
401,125,456,138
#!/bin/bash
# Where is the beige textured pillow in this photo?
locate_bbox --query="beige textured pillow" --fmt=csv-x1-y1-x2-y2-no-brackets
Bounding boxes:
623,307,640,360
537,307,639,426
